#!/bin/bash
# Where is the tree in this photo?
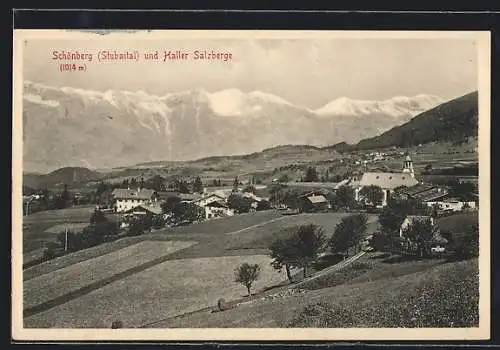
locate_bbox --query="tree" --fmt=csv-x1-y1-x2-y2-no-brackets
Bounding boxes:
359,185,384,207
294,224,327,278
256,199,271,211
122,178,130,188
329,214,367,258
234,263,261,296
269,184,287,206
269,236,299,283
172,202,205,224
326,191,338,211
304,167,319,182
161,196,181,214
336,185,356,209
61,184,71,208
449,182,477,201
370,231,392,252
193,176,204,194
227,194,254,213
129,177,137,187
400,218,435,257
176,180,190,194
233,176,239,192
278,174,290,183
282,190,301,209
146,175,165,192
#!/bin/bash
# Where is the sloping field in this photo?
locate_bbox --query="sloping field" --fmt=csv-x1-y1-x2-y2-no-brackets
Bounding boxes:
24,241,197,312
158,258,478,328
165,210,282,235
225,213,378,250
24,255,287,328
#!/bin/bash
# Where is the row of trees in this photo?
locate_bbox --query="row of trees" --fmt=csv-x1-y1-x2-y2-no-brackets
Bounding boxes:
268,216,368,283
121,175,205,194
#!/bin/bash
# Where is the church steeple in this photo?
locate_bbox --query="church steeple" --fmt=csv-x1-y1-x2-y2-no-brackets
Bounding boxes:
402,154,414,177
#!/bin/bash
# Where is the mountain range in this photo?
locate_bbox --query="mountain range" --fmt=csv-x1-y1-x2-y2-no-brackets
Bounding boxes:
22,81,444,173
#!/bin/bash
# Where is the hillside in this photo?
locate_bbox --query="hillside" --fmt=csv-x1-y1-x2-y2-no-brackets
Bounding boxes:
155,258,478,328
23,167,103,189
355,91,478,150
23,81,442,173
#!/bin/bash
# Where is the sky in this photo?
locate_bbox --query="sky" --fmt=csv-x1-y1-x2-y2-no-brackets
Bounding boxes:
23,37,478,109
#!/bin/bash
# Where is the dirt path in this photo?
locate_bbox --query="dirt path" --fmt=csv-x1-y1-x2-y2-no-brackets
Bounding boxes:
224,216,289,235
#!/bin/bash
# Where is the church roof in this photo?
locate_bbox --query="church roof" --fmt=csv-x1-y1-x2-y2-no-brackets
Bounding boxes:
359,172,419,190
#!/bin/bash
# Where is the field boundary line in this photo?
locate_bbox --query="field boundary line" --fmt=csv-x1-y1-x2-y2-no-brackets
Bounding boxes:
224,216,289,235
23,242,198,318
293,251,367,289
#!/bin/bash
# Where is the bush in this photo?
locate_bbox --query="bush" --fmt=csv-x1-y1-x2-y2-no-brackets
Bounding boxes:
256,199,271,211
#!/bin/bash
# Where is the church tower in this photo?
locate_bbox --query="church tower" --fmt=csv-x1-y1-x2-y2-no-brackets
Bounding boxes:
402,154,414,177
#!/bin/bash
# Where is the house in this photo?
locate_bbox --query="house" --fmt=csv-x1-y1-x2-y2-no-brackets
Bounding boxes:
354,155,419,206
194,193,234,219
112,188,159,213
120,203,163,228
298,191,329,213
394,184,449,203
178,193,202,203
399,215,435,237
426,199,476,212
399,215,448,255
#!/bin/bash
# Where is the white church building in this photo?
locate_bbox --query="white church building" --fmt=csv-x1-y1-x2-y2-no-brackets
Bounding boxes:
354,155,420,207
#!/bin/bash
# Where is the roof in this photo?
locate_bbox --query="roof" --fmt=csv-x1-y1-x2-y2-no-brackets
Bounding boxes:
414,188,449,202
158,191,180,200
396,184,436,196
178,193,202,201
306,195,328,204
359,172,419,189
285,182,339,190
403,215,434,225
124,203,163,215
205,200,228,208
112,188,156,200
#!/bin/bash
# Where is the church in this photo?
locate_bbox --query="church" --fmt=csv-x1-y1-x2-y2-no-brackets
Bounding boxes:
353,155,420,207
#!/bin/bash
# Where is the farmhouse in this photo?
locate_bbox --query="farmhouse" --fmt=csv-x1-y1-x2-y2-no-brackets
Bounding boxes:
354,155,419,206
399,215,448,255
298,191,329,213
112,188,159,213
399,215,435,237
195,193,234,219
395,183,448,203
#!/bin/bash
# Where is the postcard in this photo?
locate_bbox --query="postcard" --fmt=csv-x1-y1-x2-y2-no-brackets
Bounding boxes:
12,29,491,341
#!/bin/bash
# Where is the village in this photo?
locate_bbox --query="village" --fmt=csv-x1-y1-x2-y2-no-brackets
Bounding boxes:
22,149,479,267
